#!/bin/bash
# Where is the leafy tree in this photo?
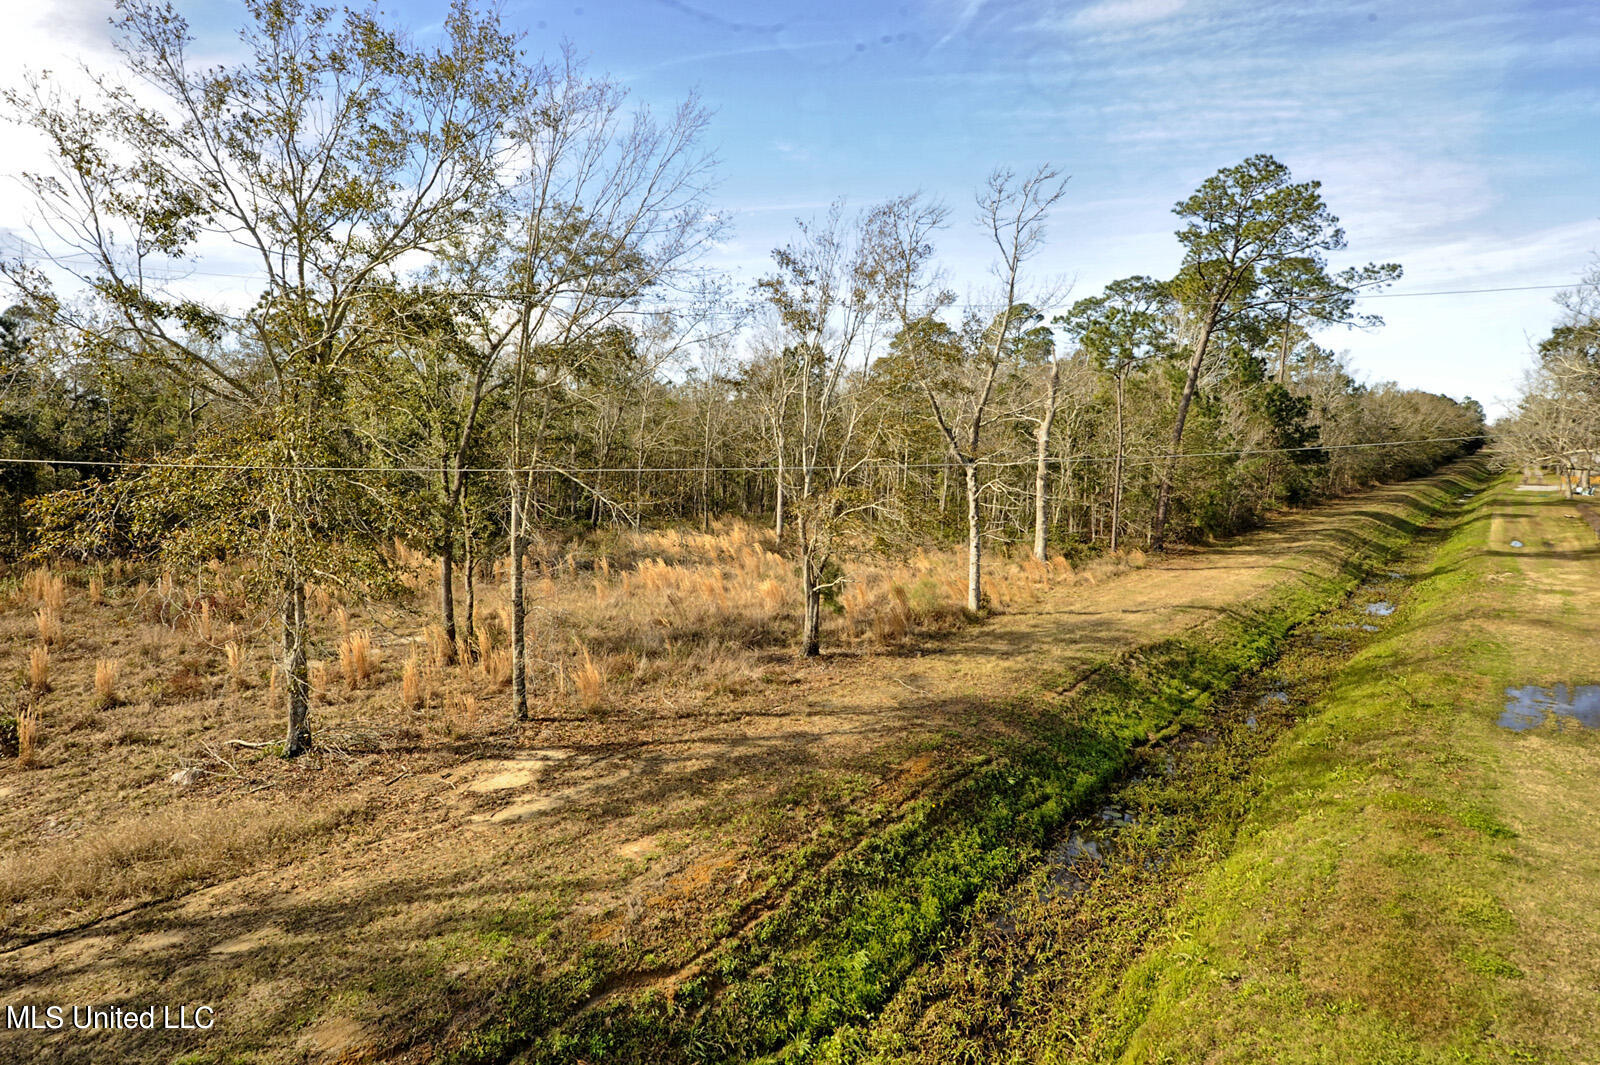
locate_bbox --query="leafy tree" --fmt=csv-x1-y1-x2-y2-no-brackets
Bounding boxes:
1057,276,1176,550
5,0,522,754
1157,154,1399,546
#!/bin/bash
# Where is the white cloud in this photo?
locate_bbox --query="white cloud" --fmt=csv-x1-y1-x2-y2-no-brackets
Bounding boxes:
1390,220,1600,288
1070,0,1189,31
772,140,814,163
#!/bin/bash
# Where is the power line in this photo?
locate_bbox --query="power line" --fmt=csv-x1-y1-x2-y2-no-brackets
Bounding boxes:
1329,283,1576,300
6,246,1584,310
0,436,1486,477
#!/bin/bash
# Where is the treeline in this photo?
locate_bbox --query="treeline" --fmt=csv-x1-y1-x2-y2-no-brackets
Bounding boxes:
0,1,1482,748
1492,267,1599,493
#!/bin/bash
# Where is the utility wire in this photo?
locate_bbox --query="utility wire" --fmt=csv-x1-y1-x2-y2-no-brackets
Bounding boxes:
0,436,1486,477
5,246,1584,308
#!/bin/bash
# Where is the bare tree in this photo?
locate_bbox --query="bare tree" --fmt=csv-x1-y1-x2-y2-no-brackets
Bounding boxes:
496,49,720,718
760,203,885,656
883,167,1067,610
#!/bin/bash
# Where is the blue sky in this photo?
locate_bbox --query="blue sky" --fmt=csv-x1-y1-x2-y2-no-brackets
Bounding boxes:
5,0,1598,414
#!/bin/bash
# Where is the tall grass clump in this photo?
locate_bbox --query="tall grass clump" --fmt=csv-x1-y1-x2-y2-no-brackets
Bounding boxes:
94,658,121,708
424,624,454,668
339,629,376,688
224,641,245,688
22,568,66,610
574,645,608,710
15,708,40,768
401,649,426,711
34,605,61,646
28,645,50,693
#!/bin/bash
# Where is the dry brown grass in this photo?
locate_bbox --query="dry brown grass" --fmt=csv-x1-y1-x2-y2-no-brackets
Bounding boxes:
309,661,332,702
339,630,376,689
869,585,914,647
34,603,61,646
94,658,120,708
0,800,360,917
15,707,40,768
224,640,245,688
574,645,608,710
401,649,427,711
443,691,481,732
395,519,1111,716
423,624,454,668
87,574,104,606
483,646,511,688
21,567,66,610
27,645,50,693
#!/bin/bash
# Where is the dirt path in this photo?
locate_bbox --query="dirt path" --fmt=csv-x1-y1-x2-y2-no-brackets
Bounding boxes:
0,470,1468,1064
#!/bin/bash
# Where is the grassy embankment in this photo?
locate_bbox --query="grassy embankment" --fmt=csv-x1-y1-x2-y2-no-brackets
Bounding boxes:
1086,472,1600,1063
448,462,1493,1065
842,466,1598,1064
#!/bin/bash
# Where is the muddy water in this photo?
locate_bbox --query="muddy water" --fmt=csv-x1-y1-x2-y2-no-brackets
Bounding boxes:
1498,685,1600,731
1037,799,1147,901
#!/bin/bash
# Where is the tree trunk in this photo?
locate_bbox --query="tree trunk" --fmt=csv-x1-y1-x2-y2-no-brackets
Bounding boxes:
1153,316,1215,548
800,517,820,657
463,516,477,662
510,475,528,720
965,461,982,613
774,453,785,539
1112,374,1126,553
282,576,310,757
1276,309,1293,385
439,538,458,661
1033,364,1059,562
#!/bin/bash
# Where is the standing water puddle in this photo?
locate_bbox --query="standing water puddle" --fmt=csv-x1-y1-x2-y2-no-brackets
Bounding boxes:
1039,803,1137,900
1363,601,1395,616
1034,725,1235,904
1498,685,1600,731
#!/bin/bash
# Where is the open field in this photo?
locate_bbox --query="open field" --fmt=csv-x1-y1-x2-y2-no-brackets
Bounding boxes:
0,462,1490,1063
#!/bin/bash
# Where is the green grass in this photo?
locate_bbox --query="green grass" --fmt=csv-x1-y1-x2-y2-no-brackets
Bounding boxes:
978,472,1600,1064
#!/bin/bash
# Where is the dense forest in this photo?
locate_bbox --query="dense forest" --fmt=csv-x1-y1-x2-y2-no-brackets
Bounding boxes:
0,1,1486,751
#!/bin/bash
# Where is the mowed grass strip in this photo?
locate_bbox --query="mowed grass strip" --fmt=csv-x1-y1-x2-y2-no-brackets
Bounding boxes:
1081,478,1600,1064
